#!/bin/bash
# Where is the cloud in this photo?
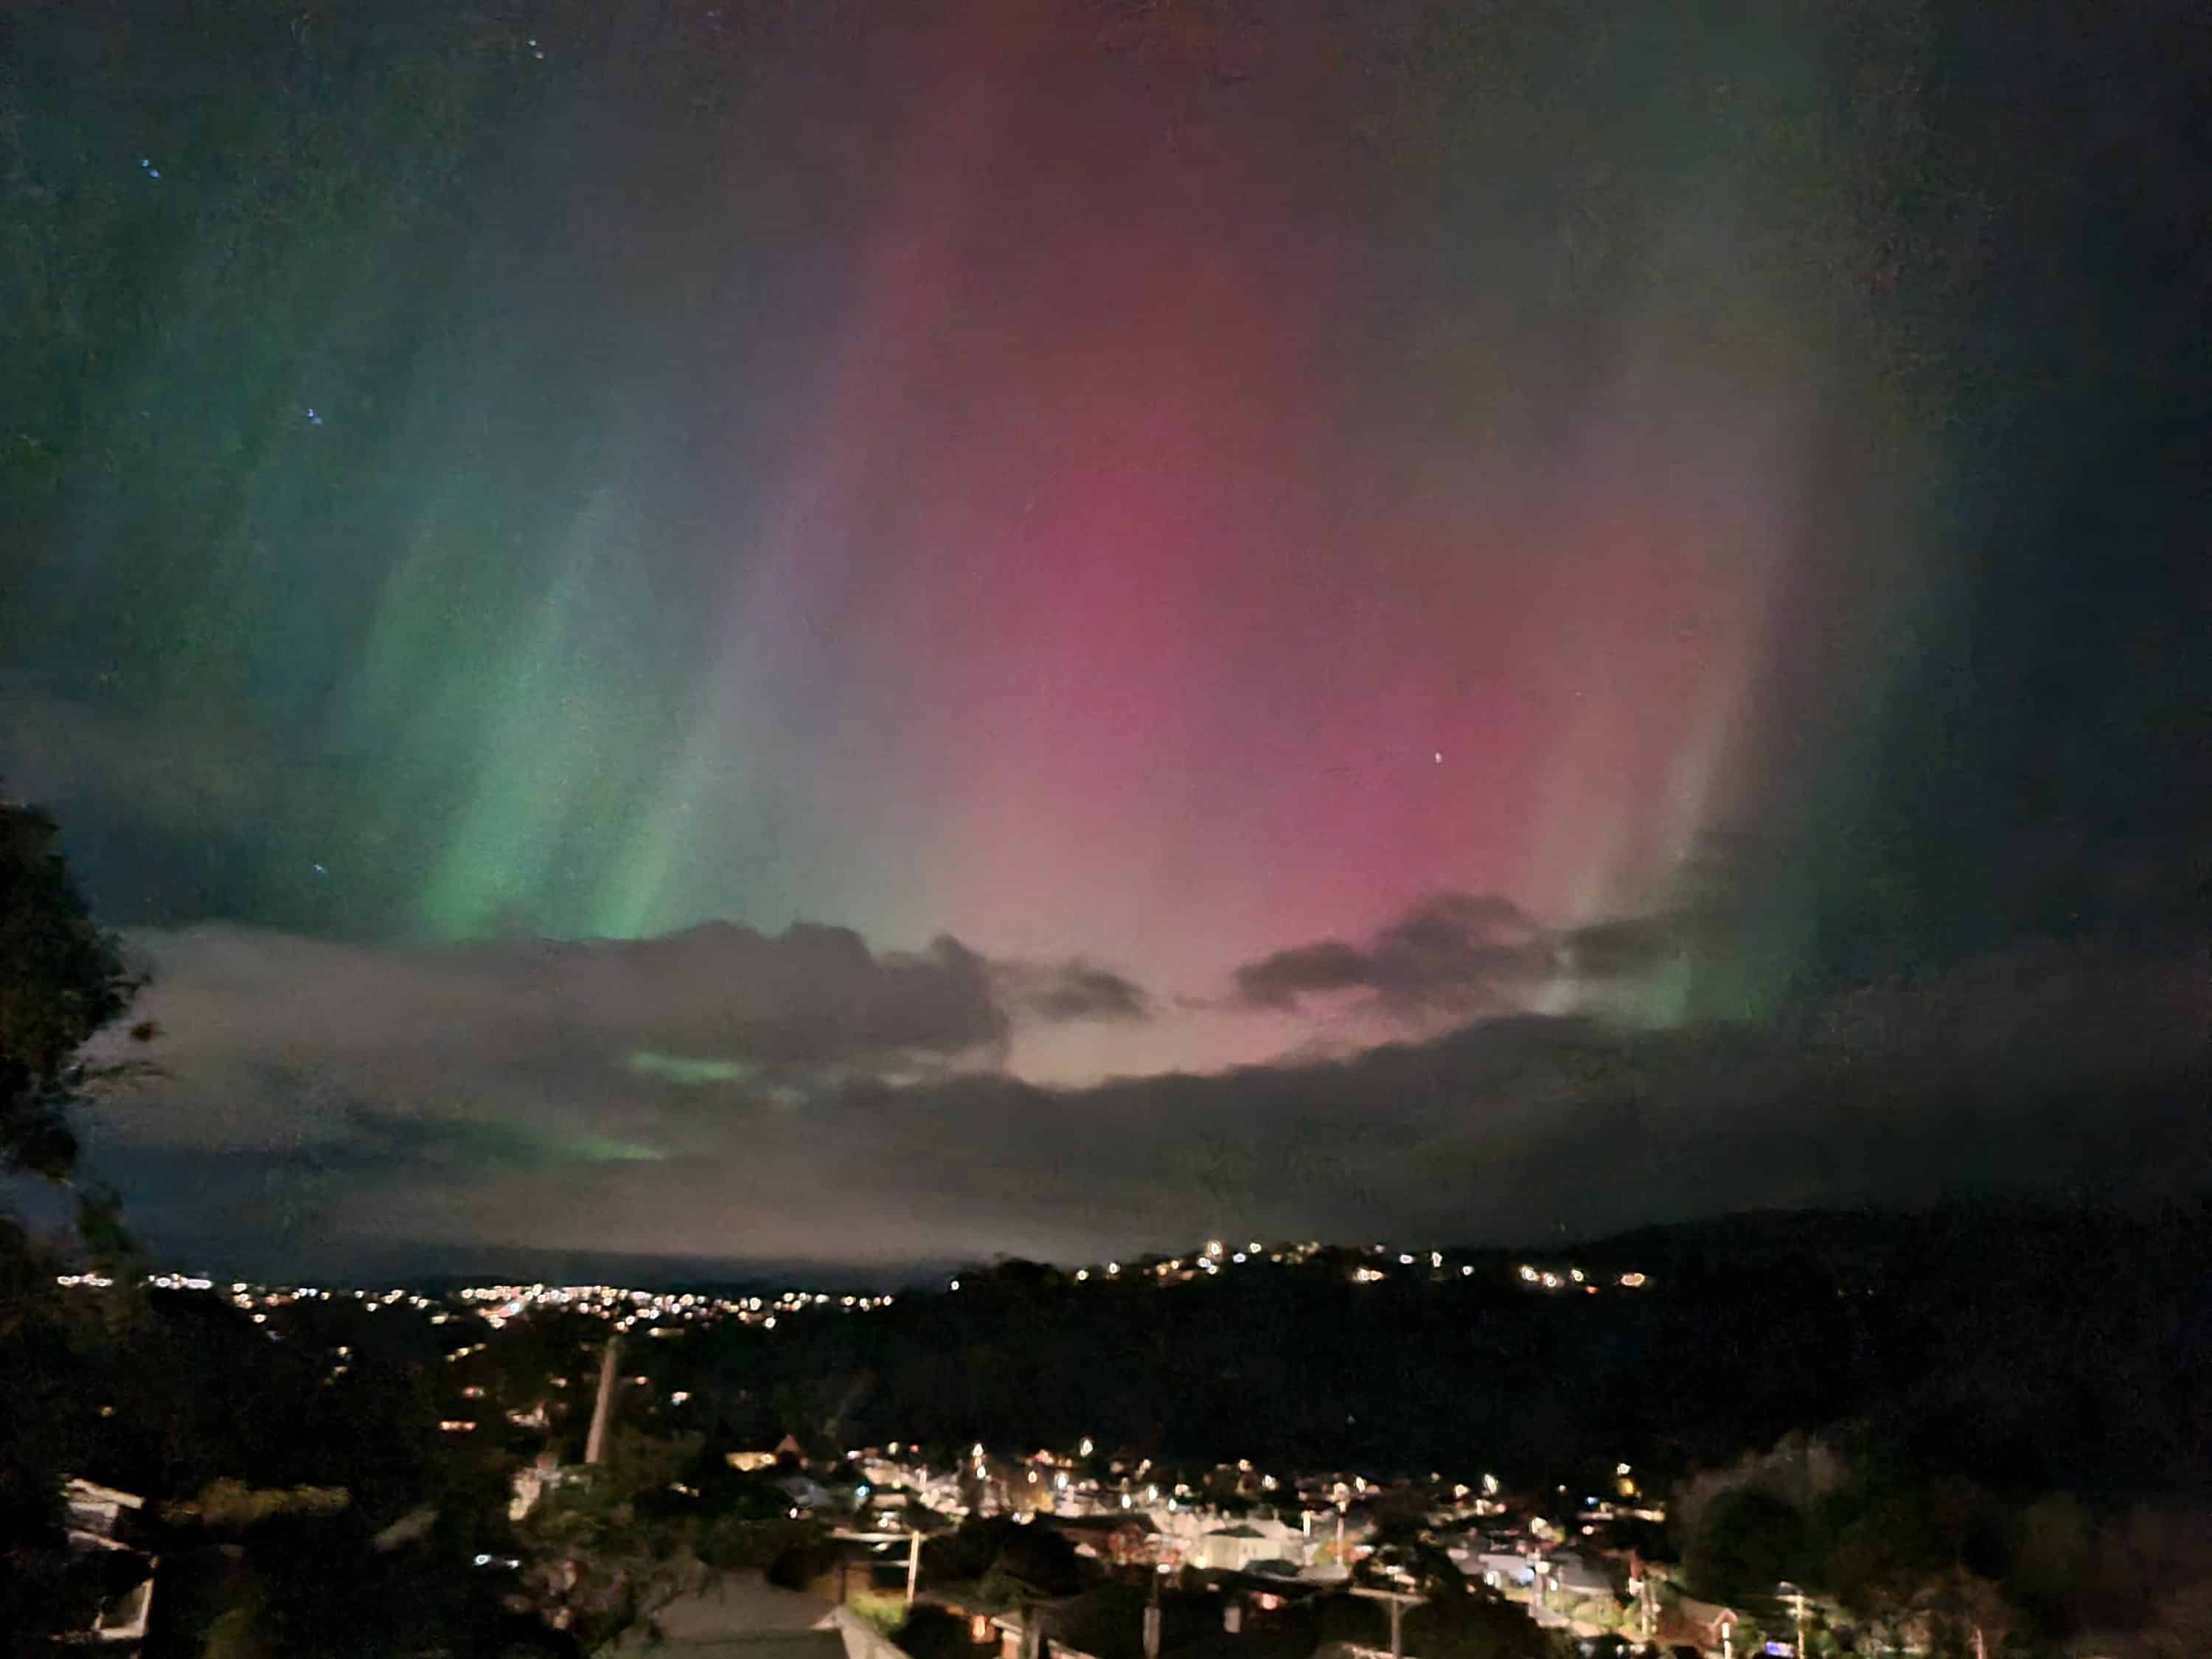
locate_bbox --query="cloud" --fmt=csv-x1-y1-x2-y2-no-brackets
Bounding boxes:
996,959,1152,1023
73,906,2206,1277
76,919,1150,1183
1555,914,1686,981
783,940,2208,1265
1234,892,1556,1016
1234,940,1374,1009
131,918,1011,1080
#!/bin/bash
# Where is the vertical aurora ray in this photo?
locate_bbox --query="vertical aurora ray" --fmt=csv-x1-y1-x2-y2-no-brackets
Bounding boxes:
1,0,2017,1051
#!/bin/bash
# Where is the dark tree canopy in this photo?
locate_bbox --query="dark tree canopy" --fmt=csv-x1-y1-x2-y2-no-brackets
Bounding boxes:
0,799,136,1181
1684,1488,1809,1607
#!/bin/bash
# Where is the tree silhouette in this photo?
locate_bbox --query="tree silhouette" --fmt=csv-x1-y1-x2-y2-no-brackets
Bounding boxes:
0,797,143,1186
0,796,150,1651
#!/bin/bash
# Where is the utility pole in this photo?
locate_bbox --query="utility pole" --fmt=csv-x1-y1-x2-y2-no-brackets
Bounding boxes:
1349,1585,1423,1659
583,1334,622,1466
830,1528,928,1608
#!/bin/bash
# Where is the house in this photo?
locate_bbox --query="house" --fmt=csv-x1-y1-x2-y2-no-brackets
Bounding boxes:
1654,1595,1740,1658
1541,1548,1616,1600
776,1470,838,1512
63,1478,158,1646
614,1567,908,1659
990,1583,1309,1659
731,1433,814,1475
1194,1526,1279,1573
1468,1551,1536,1591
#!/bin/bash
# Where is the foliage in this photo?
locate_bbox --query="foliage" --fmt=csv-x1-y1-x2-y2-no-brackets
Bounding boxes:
521,1429,832,1649
2003,1492,2096,1629
199,1576,277,1659
671,1207,2212,1506
846,1588,911,1637
1393,1587,1558,1659
164,1478,352,1528
895,1603,984,1659
181,1510,575,1659
0,799,147,1653
521,1436,692,1645
1683,1488,1808,1605
924,1514,1084,1604
0,798,145,1186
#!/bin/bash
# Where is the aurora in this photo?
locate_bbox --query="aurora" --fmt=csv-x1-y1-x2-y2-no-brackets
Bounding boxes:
4,0,2201,1273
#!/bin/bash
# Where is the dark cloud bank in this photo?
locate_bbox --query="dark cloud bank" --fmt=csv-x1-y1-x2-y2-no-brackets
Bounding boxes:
63,896,2208,1281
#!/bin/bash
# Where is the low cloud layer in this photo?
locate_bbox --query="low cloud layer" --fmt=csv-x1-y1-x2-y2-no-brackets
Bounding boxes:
60,901,2209,1279
1231,891,1694,1024
995,959,1152,1024
88,919,1138,1166
1235,893,1554,1015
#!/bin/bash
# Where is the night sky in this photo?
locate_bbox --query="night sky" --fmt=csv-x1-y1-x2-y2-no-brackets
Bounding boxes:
3,1,2205,1277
